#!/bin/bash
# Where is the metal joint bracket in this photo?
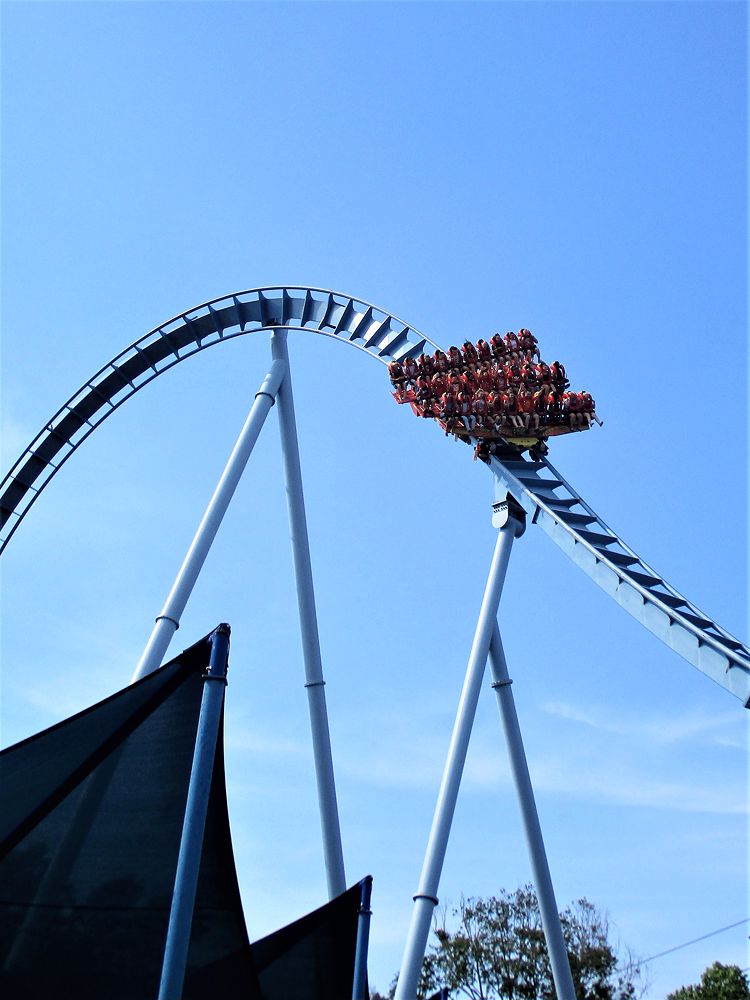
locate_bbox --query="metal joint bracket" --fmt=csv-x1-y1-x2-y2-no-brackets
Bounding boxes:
413,892,439,905
491,493,527,537
155,615,180,629
492,678,513,689
254,390,277,405
202,673,228,685
304,679,326,689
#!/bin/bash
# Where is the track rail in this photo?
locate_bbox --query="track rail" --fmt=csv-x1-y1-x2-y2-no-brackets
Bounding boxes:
488,447,750,705
2,284,747,704
0,286,438,553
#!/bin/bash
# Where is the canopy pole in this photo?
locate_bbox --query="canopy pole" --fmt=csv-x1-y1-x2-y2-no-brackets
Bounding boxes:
395,499,525,1000
352,876,374,1000
270,328,346,899
158,624,231,1000
132,361,286,682
488,625,576,1000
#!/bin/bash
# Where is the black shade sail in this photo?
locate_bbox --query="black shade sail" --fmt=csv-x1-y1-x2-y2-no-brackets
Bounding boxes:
0,635,365,998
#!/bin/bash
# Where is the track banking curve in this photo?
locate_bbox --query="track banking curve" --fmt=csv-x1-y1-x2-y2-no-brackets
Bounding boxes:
2,284,748,705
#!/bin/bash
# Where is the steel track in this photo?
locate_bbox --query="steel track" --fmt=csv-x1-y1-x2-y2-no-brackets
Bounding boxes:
2,284,747,704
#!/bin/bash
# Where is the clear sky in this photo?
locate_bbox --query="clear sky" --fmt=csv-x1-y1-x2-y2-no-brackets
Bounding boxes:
1,2,747,998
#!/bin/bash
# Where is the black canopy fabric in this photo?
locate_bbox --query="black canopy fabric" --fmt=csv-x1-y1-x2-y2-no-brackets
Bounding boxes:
0,636,365,998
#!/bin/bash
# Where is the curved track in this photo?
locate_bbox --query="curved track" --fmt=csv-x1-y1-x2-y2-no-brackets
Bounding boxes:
2,285,748,705
0,286,438,552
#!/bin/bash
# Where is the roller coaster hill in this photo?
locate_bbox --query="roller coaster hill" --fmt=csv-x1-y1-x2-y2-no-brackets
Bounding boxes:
0,285,747,1000
388,328,601,460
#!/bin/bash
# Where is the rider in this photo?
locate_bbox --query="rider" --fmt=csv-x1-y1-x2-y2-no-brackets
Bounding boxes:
503,389,524,430
476,338,492,362
388,360,405,392
448,346,464,372
439,389,457,435
457,389,475,431
415,375,433,414
430,371,447,399
478,362,496,392
581,391,603,427
403,355,419,385
490,333,507,363
462,340,479,365
519,328,540,361
516,383,539,431
504,330,520,356
473,389,489,429
550,360,568,390
418,353,434,378
433,349,450,374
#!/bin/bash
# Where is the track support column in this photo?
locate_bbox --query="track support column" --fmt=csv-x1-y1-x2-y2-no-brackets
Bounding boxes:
158,623,231,1000
131,361,286,682
395,498,525,1000
270,328,346,899
488,624,576,1000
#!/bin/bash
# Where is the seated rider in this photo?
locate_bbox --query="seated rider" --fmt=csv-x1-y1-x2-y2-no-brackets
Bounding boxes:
461,362,479,391
440,389,457,435
476,338,492,361
462,340,479,365
430,371,447,399
478,362,496,391
520,360,537,387
535,360,551,386
580,391,603,427
418,353,434,377
546,388,563,424
563,390,584,429
448,346,464,372
519,328,540,361
403,355,419,385
516,383,539,431
504,360,521,386
433,349,450,374
550,360,569,390
415,375,433,414
503,389,524,430
494,369,508,393
388,360,405,391
532,387,547,424
457,389,475,431
488,391,508,434
473,389,489,429
490,333,507,363
504,330,520,355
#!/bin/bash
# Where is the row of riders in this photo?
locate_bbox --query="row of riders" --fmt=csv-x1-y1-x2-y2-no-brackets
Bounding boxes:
388,329,600,434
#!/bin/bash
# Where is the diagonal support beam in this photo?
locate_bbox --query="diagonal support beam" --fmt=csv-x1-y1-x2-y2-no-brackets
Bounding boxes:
488,626,576,1000
270,328,347,899
395,503,524,1000
132,360,286,682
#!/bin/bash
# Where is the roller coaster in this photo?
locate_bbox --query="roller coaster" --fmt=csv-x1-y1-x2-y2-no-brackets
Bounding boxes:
1,285,747,1000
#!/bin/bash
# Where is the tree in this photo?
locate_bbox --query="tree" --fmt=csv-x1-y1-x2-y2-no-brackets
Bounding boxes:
667,963,750,1000
417,886,644,1000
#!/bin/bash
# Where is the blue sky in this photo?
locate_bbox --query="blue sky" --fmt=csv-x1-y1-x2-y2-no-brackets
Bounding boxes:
1,2,747,997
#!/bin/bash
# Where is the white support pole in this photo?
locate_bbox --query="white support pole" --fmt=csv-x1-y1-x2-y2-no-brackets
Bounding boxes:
395,508,525,1000
131,360,286,682
269,328,347,899
488,625,576,1000
158,624,231,1000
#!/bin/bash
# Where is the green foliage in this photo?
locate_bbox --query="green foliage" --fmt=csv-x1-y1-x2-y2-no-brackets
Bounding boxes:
418,886,643,1000
667,963,750,1000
